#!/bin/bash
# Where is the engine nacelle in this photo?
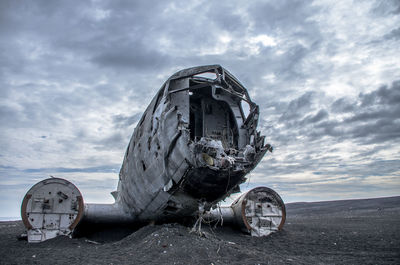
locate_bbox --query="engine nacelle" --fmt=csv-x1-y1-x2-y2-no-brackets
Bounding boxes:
205,187,286,237
21,178,84,242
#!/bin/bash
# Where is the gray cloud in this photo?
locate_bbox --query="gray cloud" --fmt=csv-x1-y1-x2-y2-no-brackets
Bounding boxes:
345,81,400,144
94,132,126,150
371,0,400,16
360,81,400,106
384,27,400,40
300,109,329,125
112,113,141,128
279,92,315,122
273,80,400,145
249,0,320,33
90,40,171,71
331,98,356,113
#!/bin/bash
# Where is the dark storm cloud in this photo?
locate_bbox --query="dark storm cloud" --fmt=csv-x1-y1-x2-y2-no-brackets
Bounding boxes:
2,0,321,99
269,80,400,146
384,27,400,40
300,109,329,125
279,92,314,122
349,118,400,144
344,81,400,144
345,108,400,123
359,81,400,106
312,120,342,138
331,98,356,113
0,0,173,77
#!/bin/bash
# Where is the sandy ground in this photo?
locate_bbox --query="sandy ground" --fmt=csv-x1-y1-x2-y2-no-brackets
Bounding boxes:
1,196,399,265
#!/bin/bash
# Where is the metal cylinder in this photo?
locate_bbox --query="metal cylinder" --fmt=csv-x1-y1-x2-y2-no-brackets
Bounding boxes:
205,186,286,237
83,203,134,224
21,178,84,242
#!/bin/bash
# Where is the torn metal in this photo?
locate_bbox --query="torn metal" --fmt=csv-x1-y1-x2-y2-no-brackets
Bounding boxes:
21,65,285,242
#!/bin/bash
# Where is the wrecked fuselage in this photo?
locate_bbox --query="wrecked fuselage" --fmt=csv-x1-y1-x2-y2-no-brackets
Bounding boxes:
21,65,285,242
113,65,273,222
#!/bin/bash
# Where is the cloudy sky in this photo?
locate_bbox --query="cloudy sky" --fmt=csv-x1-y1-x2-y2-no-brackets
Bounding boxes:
1,0,399,218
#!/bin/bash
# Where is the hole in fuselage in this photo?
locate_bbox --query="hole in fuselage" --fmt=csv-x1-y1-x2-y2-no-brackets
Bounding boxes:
189,83,238,149
189,95,203,142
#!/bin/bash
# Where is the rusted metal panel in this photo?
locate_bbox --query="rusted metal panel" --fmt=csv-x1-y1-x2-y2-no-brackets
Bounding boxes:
21,178,84,242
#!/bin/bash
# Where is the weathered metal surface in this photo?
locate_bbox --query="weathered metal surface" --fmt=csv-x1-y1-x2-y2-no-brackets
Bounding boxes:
21,178,84,242
115,65,272,222
21,65,282,241
205,187,286,237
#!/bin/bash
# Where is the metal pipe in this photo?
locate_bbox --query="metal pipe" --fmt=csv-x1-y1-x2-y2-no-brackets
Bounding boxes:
83,203,135,224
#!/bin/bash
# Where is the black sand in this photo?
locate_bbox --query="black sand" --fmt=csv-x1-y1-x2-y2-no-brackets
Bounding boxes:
1,196,399,264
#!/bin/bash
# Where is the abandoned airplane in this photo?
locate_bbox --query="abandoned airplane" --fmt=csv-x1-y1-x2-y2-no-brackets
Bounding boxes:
21,65,286,242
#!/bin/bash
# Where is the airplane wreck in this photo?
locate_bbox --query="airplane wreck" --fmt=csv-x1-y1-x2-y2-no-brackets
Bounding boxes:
21,65,286,242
